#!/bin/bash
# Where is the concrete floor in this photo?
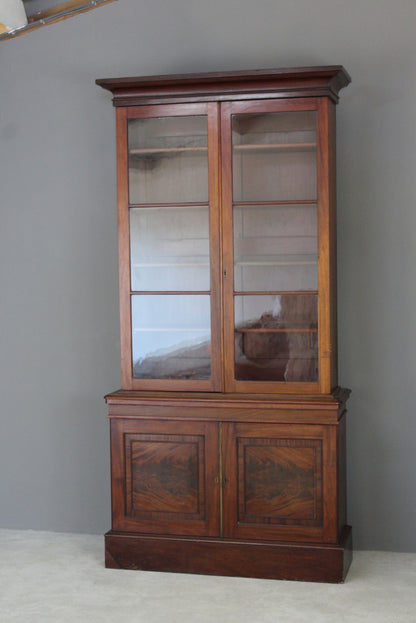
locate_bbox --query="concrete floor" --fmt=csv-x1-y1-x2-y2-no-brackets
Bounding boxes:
0,529,415,622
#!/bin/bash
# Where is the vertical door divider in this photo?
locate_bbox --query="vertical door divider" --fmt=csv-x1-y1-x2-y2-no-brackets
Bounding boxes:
219,421,223,537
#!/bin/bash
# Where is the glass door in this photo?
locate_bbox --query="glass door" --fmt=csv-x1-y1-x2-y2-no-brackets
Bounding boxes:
222,100,323,393
118,103,221,390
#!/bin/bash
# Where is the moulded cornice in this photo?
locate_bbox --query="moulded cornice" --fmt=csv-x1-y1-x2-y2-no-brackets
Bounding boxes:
96,66,351,106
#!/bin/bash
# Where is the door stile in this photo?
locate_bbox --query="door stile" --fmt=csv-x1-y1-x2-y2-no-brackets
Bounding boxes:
218,421,224,537
316,98,332,394
220,102,236,392
207,102,223,391
220,421,237,538
116,107,134,389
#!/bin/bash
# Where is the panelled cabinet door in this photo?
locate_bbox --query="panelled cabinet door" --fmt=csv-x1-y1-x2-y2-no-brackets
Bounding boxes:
111,419,221,536
117,102,222,391
222,422,338,543
221,98,336,395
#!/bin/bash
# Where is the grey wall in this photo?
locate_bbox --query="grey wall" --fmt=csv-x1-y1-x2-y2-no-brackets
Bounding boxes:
1,0,415,551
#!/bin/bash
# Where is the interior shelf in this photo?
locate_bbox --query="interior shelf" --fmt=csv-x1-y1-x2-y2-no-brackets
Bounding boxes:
131,262,209,268
129,142,316,158
236,327,318,333
234,142,316,153
130,146,207,156
234,290,318,296
233,200,317,206
235,257,317,267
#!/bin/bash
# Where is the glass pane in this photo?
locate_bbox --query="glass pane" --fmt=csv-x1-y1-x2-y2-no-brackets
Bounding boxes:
233,204,317,292
232,111,317,202
130,206,210,291
132,294,211,379
234,294,318,382
128,116,208,204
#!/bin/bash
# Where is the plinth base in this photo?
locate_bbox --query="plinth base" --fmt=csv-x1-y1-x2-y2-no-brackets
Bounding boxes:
105,525,352,583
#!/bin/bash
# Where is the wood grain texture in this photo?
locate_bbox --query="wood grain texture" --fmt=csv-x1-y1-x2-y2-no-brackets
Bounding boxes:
328,99,339,390
127,436,201,516
106,76,348,394
221,98,323,394
316,98,331,393
105,387,351,408
120,102,222,393
111,418,220,536
337,413,347,535
207,102,223,391
99,67,352,582
222,422,334,542
220,101,235,393
105,525,352,583
240,439,322,522
115,107,132,389
96,66,351,107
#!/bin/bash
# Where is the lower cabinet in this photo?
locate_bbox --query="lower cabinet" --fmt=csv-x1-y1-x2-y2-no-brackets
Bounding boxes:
105,392,351,581
108,410,348,564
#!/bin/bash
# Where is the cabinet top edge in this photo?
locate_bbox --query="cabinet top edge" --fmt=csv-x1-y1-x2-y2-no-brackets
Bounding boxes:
95,66,351,105
105,387,351,408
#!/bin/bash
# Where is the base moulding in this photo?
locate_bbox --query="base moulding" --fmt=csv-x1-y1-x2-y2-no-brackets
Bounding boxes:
105,525,352,583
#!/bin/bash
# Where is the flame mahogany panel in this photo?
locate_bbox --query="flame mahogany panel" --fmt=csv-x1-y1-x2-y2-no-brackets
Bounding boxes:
111,418,220,537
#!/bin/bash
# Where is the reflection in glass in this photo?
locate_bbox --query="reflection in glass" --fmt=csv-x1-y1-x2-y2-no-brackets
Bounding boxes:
232,111,317,202
132,295,211,379
130,206,210,291
128,116,208,204
233,204,318,292
234,294,318,382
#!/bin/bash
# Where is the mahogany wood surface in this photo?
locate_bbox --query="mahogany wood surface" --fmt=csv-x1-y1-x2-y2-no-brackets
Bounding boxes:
109,406,347,543
105,71,349,395
110,418,220,536
105,387,351,410
115,107,131,388
105,525,352,583
98,67,351,582
96,66,351,107
118,102,222,392
222,423,326,541
221,97,325,394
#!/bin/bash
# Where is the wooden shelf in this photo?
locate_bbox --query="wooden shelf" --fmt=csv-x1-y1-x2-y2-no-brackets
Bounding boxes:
236,327,318,333
234,290,318,296
234,142,316,153
133,328,210,332
131,262,209,268
128,142,316,158
235,257,317,267
233,200,317,206
130,146,206,156
0,0,116,41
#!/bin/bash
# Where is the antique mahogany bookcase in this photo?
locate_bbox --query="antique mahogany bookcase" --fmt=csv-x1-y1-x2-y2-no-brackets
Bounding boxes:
96,66,352,582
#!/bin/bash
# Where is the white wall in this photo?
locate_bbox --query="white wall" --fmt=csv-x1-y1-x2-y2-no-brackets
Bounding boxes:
1,0,415,550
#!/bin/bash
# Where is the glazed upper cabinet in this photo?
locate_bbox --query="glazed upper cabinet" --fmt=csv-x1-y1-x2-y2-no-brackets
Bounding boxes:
98,68,349,395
